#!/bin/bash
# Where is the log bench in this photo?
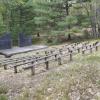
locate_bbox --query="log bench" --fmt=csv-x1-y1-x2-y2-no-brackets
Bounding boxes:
0,41,99,75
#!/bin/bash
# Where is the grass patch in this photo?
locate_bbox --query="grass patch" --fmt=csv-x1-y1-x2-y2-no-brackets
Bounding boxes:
0,85,8,94
17,88,30,100
33,64,100,100
33,50,100,100
86,55,100,62
0,94,8,100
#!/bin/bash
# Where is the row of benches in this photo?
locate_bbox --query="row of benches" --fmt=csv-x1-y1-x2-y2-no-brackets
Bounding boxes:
12,42,100,75
0,41,94,67
0,41,88,66
0,41,99,75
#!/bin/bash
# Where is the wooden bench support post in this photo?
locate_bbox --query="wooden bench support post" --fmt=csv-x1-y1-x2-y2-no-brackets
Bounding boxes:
4,65,7,70
14,66,17,73
82,46,84,50
58,57,62,65
45,57,49,70
69,51,73,61
82,50,85,55
31,66,35,75
86,46,88,49
77,48,80,53
45,61,49,70
68,48,70,53
90,48,92,53
96,46,98,51
55,54,57,61
50,50,53,54
45,51,48,55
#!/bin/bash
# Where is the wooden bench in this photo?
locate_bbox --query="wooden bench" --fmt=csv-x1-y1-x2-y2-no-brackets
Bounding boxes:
0,41,99,75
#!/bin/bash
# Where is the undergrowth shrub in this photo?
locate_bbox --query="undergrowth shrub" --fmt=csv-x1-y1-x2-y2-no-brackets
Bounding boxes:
0,94,8,100
0,85,8,94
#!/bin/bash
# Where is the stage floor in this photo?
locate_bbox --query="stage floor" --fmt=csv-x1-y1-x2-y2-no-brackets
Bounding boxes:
0,45,48,58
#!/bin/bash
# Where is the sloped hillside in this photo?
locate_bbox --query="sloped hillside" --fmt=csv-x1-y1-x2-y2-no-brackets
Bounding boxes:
32,50,100,100
0,43,100,100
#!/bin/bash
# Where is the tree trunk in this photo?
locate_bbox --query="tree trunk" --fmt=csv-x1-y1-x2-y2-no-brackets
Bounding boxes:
68,34,71,40
65,1,69,15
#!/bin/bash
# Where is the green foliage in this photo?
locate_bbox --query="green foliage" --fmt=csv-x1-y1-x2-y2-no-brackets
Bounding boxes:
70,27,81,33
0,95,8,100
66,16,78,29
0,0,99,42
0,85,8,94
16,88,30,100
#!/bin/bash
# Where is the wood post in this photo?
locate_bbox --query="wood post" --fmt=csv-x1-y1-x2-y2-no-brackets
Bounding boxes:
77,48,80,53
45,57,49,70
55,54,57,61
75,43,77,46
69,51,72,61
90,45,92,53
45,51,48,55
14,66,17,73
59,49,62,55
45,61,49,70
86,46,88,49
93,43,95,46
68,48,70,53
50,50,53,54
82,46,84,50
96,46,98,51
36,57,38,62
90,48,92,53
82,50,85,55
58,57,62,65
31,65,35,75
31,62,35,75
4,65,7,70
58,50,62,65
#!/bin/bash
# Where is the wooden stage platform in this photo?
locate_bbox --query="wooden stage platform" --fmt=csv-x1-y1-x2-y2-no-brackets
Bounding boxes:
0,45,48,58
